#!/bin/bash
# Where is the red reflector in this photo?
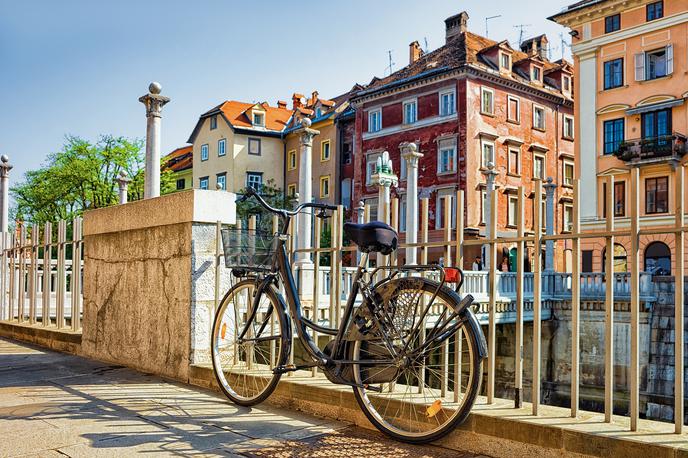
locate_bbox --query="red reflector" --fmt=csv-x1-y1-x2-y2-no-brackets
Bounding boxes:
444,268,461,283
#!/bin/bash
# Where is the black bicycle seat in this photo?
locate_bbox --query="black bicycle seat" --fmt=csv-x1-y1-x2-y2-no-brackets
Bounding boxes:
343,221,398,255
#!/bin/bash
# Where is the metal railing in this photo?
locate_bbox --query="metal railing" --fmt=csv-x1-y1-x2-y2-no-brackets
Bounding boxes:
616,133,687,163
0,217,84,331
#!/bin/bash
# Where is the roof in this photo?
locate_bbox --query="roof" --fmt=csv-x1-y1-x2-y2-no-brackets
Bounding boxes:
548,0,606,21
357,31,572,101
163,146,192,173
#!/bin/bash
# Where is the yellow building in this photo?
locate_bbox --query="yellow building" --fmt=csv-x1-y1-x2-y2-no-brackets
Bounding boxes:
163,145,193,191
187,100,292,192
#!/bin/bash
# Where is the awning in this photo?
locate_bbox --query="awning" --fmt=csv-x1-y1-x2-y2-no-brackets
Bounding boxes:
627,98,685,115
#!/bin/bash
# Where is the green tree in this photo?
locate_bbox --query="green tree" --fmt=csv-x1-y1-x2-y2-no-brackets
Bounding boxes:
11,135,174,226
235,179,295,233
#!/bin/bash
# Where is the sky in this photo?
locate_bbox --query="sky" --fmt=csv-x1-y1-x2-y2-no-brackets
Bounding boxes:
0,0,573,189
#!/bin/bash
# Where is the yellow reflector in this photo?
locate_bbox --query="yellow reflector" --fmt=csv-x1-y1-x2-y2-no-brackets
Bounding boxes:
221,323,227,339
426,399,442,418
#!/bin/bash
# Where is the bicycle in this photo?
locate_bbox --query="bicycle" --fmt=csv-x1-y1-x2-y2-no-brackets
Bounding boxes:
211,187,487,444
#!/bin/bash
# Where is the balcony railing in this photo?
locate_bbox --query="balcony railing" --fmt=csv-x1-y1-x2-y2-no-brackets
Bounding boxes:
615,133,687,163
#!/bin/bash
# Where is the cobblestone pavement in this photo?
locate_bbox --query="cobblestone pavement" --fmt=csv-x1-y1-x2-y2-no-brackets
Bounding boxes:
0,338,483,457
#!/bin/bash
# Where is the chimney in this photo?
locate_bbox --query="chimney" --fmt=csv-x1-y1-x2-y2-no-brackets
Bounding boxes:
291,93,303,110
445,11,469,43
409,41,423,64
277,100,287,109
520,35,549,60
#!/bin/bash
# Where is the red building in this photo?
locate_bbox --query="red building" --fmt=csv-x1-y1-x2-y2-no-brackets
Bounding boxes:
351,11,575,270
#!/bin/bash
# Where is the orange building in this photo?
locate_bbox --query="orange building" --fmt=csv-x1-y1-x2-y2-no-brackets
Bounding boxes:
551,0,688,273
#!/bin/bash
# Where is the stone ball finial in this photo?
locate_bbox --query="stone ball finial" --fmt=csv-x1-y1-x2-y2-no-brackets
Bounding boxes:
119,170,128,178
357,200,365,209
487,161,495,170
149,82,162,94
408,142,417,153
216,183,223,190
301,117,312,128
0,155,8,164
547,176,554,184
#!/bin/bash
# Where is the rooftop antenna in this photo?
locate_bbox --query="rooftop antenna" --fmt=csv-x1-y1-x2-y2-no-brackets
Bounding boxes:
386,50,395,76
559,32,571,60
485,15,501,38
514,24,532,47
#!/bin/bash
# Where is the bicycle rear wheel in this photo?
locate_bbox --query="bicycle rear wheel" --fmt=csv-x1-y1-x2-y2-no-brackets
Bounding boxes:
351,277,482,443
211,278,287,406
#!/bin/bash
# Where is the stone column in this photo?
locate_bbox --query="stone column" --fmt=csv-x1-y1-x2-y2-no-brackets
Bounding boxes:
356,200,365,263
401,142,423,264
139,82,170,199
544,177,557,271
0,155,12,233
294,117,320,267
371,152,398,267
116,170,131,205
482,162,499,270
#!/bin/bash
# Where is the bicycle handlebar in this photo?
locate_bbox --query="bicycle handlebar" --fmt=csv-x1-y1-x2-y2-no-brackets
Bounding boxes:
236,187,337,217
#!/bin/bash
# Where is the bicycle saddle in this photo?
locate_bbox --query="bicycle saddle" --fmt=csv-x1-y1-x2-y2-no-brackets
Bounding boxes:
343,221,398,255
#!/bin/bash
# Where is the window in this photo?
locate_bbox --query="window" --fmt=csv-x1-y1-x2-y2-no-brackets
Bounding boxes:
602,181,626,217
248,138,261,155
541,200,547,230
210,115,217,130
563,115,574,139
480,190,487,224
605,14,620,33
645,176,668,214
176,178,185,190
563,161,574,186
603,243,628,272
439,90,456,116
321,140,331,161
438,138,457,174
399,195,407,232
500,52,511,70
199,176,209,190
218,138,226,157
533,154,545,180
645,241,671,275
341,142,352,165
582,250,594,272
481,140,495,168
507,195,518,227
563,204,573,232
642,108,672,139
507,96,520,123
246,172,263,191
201,144,209,161
366,152,382,185
368,109,382,132
562,75,572,93
287,183,296,197
481,87,494,115
320,176,330,198
508,147,520,175
403,100,417,124
603,118,625,154
643,46,673,80
533,105,546,130
253,112,264,126
288,150,297,171
646,1,663,21
604,58,624,89
216,173,226,191
531,66,542,82
436,190,456,229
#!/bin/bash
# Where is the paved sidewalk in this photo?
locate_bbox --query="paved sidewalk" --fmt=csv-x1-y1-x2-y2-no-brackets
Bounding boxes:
0,338,481,457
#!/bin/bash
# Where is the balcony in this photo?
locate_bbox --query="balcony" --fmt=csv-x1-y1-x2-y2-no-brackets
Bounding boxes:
614,133,687,164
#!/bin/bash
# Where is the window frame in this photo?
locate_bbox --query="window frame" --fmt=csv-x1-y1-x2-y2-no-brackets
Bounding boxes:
646,1,663,21
252,112,265,127
645,176,669,214
216,172,227,191
201,144,209,161
532,104,546,131
321,140,331,162
507,95,520,123
176,178,186,190
199,176,209,190
603,58,624,90
562,75,572,93
210,115,217,130
507,194,519,228
605,14,621,33
218,138,226,157
531,65,543,82
480,139,495,169
246,172,263,191
439,90,456,117
645,47,670,80
368,108,382,132
533,153,546,180
320,175,331,198
562,203,574,233
563,115,575,140
603,118,625,155
403,99,418,124
437,138,458,174
480,87,495,116
563,160,575,187
248,137,261,156
287,183,297,197
435,189,456,230
508,146,521,176
500,52,511,71
366,152,382,185
288,149,297,171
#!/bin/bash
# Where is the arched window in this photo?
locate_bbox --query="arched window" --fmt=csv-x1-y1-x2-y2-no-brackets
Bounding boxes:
644,241,671,275
602,243,628,272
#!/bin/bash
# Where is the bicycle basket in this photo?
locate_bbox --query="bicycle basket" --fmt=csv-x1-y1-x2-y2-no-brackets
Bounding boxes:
221,228,278,271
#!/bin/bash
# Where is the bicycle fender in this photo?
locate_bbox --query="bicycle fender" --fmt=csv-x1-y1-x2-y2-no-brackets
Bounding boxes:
461,308,488,361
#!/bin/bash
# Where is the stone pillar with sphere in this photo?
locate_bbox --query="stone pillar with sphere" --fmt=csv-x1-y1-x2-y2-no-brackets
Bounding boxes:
116,170,131,205
482,162,499,270
139,82,170,199
371,151,398,267
544,177,557,271
0,155,12,233
401,142,423,264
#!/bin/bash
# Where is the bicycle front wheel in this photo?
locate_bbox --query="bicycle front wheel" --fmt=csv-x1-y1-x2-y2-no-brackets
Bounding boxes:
211,278,288,406
351,277,483,443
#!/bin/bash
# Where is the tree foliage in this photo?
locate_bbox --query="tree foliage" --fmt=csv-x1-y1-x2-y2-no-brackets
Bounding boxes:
11,135,174,225
235,179,296,233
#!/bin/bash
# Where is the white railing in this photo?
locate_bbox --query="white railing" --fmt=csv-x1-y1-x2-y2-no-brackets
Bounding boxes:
0,218,84,331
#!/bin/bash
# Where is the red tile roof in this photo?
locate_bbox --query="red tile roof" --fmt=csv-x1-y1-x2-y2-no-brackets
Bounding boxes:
164,146,192,172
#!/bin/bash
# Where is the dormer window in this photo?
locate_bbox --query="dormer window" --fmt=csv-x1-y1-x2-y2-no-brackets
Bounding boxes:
500,52,511,71
562,75,572,93
531,66,542,82
253,112,265,126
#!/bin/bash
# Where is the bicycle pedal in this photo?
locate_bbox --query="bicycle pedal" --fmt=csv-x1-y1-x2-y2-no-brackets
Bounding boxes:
273,364,297,374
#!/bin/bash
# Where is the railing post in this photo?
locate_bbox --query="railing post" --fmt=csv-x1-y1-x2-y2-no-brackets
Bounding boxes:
454,189,464,403
71,217,82,331
674,165,684,434
628,168,641,429
532,179,543,416
312,212,322,377
42,222,51,326
604,175,615,423
487,182,498,404
0,232,6,321
515,186,525,408
18,224,26,322
29,223,39,324
571,180,581,417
